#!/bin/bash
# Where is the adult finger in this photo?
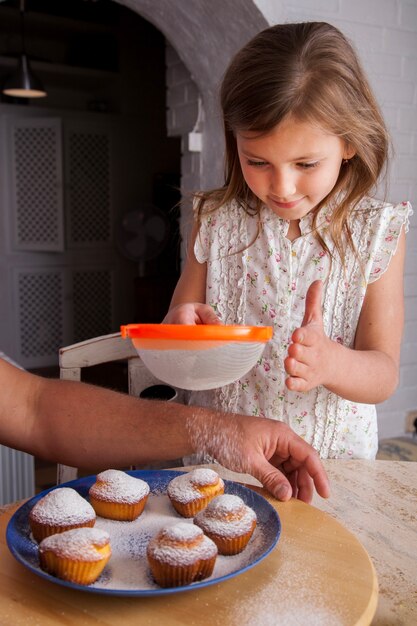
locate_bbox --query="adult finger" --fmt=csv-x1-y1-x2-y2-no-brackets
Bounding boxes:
295,466,314,504
283,440,330,499
250,456,293,501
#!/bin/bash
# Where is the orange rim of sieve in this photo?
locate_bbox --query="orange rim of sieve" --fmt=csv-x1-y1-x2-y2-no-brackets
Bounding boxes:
121,324,273,343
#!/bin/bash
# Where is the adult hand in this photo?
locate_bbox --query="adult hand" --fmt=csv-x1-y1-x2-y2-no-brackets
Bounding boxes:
284,280,334,392
163,302,222,325
202,413,330,504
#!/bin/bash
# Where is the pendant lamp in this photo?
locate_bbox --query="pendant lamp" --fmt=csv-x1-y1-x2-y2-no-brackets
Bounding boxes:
2,0,46,99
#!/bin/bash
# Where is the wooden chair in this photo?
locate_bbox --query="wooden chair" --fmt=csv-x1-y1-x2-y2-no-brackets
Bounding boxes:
58,332,186,484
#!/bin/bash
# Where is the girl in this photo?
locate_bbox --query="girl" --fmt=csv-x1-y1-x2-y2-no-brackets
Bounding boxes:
164,22,412,460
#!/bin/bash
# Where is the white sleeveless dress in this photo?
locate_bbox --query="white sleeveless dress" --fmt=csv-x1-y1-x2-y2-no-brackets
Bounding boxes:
190,197,412,459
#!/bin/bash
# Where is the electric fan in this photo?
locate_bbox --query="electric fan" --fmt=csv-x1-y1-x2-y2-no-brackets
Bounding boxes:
116,204,170,276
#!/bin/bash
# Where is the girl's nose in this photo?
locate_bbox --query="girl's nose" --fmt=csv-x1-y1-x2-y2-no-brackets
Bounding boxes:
270,171,296,200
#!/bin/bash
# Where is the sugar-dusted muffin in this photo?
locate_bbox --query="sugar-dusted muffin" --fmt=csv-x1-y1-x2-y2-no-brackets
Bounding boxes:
29,487,96,543
39,527,111,585
167,468,224,518
147,521,217,587
88,469,150,521
194,494,257,555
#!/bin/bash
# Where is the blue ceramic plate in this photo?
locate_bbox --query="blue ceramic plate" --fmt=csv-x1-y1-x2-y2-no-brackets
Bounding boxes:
6,470,281,596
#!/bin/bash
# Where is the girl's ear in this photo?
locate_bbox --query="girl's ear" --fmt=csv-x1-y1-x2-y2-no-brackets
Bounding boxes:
343,143,356,159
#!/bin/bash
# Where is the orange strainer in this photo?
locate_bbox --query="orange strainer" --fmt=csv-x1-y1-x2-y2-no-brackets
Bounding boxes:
121,324,273,390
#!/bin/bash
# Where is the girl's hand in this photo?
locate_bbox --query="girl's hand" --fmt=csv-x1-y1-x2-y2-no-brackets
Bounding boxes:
163,302,222,325
284,280,333,392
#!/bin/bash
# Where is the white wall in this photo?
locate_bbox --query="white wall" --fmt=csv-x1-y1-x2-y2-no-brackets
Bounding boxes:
254,0,417,438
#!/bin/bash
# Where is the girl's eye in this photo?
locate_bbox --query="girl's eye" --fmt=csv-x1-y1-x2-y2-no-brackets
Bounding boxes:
247,159,268,167
297,161,319,169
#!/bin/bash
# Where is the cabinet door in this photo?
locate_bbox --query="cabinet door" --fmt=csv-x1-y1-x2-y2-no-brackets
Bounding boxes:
72,266,114,344
13,266,70,369
9,117,64,252
64,120,112,249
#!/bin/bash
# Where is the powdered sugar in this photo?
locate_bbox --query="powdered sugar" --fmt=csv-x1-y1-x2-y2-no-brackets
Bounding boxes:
39,528,110,561
194,495,257,537
167,469,224,504
30,488,96,525
88,491,265,590
147,522,218,566
162,521,203,542
22,472,277,592
89,469,150,504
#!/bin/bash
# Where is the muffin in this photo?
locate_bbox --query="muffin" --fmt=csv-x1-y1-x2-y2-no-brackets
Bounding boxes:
194,494,257,555
147,522,217,587
39,527,111,585
88,469,150,521
167,468,224,518
29,487,96,543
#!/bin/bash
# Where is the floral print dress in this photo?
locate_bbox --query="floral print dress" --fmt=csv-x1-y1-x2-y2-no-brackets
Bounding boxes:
190,197,412,459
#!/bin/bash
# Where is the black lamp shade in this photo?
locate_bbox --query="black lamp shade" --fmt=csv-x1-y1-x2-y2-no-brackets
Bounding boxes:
3,54,46,98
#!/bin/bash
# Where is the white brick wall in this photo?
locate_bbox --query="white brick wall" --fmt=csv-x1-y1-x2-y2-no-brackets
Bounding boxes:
165,43,202,257
254,0,417,438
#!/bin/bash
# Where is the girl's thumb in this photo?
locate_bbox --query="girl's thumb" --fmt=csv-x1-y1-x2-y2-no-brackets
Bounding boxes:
302,280,323,326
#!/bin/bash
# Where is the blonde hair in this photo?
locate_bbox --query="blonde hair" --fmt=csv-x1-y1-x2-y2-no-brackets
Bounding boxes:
195,22,390,265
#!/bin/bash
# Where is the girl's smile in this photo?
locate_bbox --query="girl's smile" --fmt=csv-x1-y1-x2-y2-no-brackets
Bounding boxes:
268,196,305,210
236,116,355,225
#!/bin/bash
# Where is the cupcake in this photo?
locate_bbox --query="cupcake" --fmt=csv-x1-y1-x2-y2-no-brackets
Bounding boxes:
167,468,224,518
29,487,96,543
147,522,217,587
88,469,150,521
194,494,257,555
39,527,111,585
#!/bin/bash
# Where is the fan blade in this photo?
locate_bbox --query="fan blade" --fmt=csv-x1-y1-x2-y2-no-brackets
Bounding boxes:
125,234,146,256
145,215,167,242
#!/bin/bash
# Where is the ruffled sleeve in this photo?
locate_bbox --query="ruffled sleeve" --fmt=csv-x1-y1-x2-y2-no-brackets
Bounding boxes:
193,199,254,264
368,201,413,283
193,197,214,264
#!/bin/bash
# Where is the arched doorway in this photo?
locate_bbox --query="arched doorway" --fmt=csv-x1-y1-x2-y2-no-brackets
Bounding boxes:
0,0,267,369
117,0,267,231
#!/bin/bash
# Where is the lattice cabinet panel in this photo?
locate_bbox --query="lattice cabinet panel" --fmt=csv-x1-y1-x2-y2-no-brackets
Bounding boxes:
66,125,112,247
14,268,67,367
10,118,64,252
73,268,114,343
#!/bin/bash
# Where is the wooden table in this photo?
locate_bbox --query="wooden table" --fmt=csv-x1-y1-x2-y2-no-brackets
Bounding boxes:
0,460,414,625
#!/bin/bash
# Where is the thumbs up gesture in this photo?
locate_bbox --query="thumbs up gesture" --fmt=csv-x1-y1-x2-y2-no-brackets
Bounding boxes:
284,280,332,392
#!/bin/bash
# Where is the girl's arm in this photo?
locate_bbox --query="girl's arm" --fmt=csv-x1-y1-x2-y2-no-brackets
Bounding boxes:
164,223,221,324
285,229,406,403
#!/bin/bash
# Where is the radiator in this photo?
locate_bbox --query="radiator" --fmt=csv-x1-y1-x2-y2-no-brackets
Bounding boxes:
0,445,35,505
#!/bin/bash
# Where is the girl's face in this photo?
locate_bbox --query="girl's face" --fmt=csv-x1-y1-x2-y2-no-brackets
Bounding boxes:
236,116,355,222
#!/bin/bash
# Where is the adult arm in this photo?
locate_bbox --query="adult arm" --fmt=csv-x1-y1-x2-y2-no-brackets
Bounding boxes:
285,230,406,403
0,358,329,503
